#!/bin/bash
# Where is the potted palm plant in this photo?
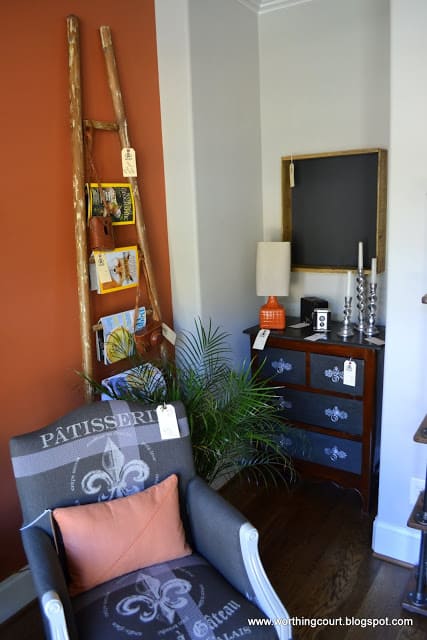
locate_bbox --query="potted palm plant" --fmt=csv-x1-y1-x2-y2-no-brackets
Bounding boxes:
85,318,294,487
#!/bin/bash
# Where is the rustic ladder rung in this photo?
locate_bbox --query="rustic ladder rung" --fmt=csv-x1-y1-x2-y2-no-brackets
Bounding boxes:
84,119,119,131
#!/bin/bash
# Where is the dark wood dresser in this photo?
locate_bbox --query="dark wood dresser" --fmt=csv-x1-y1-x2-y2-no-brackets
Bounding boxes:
245,318,385,512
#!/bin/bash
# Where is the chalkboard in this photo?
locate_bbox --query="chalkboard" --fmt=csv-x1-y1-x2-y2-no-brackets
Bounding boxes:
282,149,387,272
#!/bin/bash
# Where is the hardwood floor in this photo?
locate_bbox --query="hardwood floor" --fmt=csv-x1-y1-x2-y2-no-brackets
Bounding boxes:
222,476,427,639
2,477,427,639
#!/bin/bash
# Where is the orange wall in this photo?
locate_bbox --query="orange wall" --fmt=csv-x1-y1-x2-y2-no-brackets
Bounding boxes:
0,0,171,579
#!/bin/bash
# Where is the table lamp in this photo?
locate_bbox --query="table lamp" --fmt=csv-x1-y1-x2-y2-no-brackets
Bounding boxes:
256,241,291,330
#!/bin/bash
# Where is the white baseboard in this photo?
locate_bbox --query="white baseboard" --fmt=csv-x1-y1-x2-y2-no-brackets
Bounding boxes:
0,566,36,624
372,517,421,565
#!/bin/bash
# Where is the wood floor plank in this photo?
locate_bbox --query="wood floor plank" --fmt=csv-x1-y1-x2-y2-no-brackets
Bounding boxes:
222,475,427,640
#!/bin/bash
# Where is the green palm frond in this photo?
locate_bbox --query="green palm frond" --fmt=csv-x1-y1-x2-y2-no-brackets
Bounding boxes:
82,317,294,488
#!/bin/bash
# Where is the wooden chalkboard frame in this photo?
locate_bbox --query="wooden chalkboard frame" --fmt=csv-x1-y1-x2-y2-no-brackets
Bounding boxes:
282,148,387,272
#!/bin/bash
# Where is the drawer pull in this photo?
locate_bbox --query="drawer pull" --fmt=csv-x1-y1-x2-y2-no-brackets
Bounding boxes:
324,445,348,462
271,358,293,374
278,398,293,410
279,435,293,448
325,405,348,423
324,366,344,383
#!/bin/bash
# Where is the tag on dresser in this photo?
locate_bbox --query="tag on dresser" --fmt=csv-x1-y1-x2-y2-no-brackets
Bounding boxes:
305,333,327,341
365,337,385,346
343,359,356,386
253,329,270,350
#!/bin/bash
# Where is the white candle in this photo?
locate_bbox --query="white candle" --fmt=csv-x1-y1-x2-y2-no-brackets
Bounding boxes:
358,242,363,270
371,258,377,285
346,271,352,298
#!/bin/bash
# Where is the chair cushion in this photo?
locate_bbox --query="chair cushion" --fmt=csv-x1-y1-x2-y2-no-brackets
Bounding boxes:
73,554,277,639
53,473,192,595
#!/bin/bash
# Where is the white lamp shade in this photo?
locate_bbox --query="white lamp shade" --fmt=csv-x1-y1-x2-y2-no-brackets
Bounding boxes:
256,241,291,296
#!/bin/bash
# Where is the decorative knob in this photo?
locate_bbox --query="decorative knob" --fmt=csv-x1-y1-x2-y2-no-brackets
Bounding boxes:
324,366,344,383
271,358,293,374
324,446,348,462
324,406,348,423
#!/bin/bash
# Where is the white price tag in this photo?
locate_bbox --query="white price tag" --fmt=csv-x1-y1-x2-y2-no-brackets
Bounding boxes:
289,161,295,188
365,337,385,346
94,253,112,283
343,359,356,387
121,147,138,177
162,323,177,346
253,329,270,350
304,333,327,342
156,404,180,440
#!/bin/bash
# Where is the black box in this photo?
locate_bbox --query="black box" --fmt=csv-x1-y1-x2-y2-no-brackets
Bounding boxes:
300,297,328,323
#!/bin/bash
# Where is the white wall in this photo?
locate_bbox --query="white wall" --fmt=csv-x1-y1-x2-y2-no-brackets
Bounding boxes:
157,0,427,564
155,0,201,333
258,0,390,323
156,0,262,363
189,0,263,360
373,0,427,564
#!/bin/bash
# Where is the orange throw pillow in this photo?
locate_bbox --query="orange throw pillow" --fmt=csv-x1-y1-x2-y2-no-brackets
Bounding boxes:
53,474,192,596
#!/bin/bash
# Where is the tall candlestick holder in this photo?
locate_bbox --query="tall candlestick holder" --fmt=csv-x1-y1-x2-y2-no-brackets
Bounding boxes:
338,296,354,338
355,269,367,332
364,282,379,336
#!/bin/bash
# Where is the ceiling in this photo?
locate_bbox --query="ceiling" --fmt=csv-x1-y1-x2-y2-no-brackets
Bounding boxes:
236,0,312,14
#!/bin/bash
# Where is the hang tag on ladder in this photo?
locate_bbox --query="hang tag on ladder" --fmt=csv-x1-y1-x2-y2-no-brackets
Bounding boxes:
121,147,137,177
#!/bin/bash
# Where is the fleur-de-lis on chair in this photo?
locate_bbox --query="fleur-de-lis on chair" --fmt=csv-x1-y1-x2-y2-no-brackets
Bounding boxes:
81,438,149,501
116,572,192,624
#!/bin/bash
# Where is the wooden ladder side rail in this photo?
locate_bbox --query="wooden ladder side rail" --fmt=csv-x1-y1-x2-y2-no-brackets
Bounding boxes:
67,15,93,401
99,25,162,325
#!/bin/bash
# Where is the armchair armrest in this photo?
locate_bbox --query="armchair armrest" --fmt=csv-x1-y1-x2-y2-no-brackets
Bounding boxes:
186,475,253,597
41,591,70,640
21,526,78,640
239,522,292,640
186,476,292,640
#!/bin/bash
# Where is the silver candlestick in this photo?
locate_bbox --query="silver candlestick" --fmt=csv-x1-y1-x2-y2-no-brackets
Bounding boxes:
355,269,367,332
364,282,379,336
338,296,354,338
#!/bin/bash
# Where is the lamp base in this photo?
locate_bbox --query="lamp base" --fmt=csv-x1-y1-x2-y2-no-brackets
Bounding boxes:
259,296,286,330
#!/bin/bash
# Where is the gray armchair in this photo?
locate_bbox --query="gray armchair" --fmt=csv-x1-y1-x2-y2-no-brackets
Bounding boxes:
10,400,292,639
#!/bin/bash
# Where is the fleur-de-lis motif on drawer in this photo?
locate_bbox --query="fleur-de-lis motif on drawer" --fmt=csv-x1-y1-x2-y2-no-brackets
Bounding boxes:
279,435,293,449
324,366,344,383
324,445,348,462
324,405,348,423
271,358,293,374
278,398,293,410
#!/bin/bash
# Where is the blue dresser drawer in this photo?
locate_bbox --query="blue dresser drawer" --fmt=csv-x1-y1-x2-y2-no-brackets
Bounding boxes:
277,388,363,435
261,347,305,384
310,353,364,395
277,427,362,474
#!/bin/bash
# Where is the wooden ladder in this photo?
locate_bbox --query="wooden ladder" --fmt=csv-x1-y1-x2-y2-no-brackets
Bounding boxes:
66,15,164,400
